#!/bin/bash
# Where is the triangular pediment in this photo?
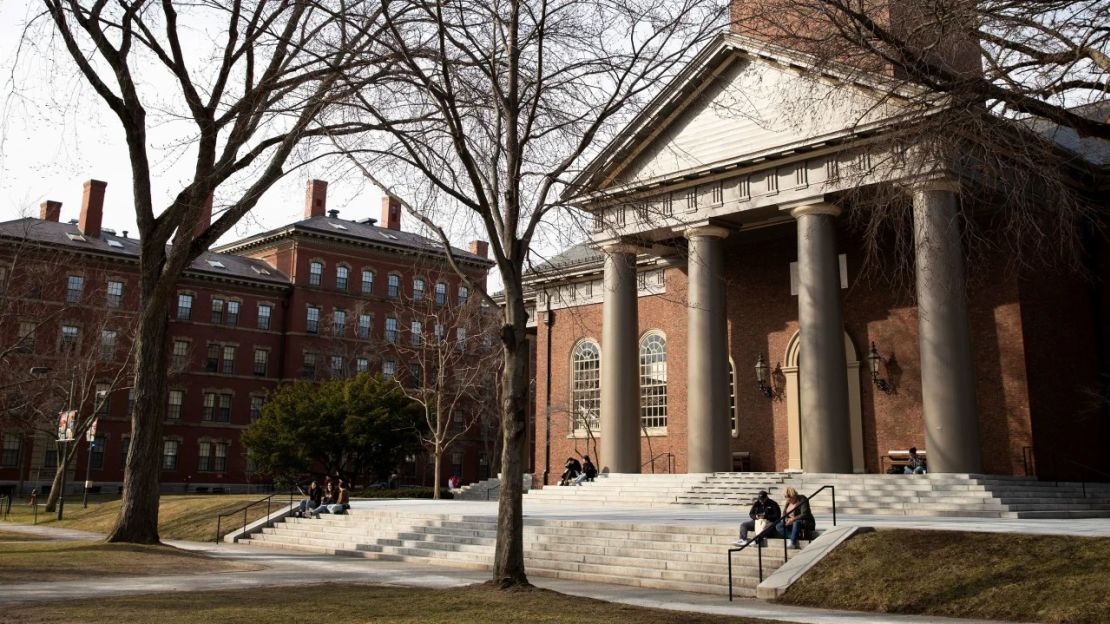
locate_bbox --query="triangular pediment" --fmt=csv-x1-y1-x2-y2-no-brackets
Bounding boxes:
588,39,903,191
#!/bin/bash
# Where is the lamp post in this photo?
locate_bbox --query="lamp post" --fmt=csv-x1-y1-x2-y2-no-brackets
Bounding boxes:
868,342,893,393
755,354,773,398
82,417,98,508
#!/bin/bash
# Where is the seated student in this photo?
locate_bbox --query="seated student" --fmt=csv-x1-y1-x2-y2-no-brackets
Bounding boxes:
314,479,350,517
774,486,815,549
574,456,598,485
448,474,459,489
559,457,582,486
309,481,335,518
904,447,927,474
296,480,323,517
734,490,781,546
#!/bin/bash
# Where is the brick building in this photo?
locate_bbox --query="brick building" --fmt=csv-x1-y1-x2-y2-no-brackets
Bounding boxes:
0,179,495,495
525,33,1109,484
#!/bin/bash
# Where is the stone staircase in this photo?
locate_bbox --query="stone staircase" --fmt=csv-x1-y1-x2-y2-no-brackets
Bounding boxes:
669,472,1110,519
522,473,716,507
241,509,797,597
451,477,501,501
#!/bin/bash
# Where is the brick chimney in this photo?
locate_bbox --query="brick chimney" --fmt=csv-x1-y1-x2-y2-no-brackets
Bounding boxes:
193,194,213,240
80,179,107,238
468,240,489,258
381,195,402,231
305,179,328,219
39,200,62,222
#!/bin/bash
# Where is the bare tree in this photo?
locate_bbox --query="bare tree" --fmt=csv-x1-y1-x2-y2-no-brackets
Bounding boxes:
335,0,725,586
390,267,501,498
33,0,393,543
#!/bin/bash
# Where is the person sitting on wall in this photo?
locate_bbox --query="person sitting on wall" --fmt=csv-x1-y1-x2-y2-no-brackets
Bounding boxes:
733,490,781,546
904,447,927,474
296,480,323,517
574,456,598,485
559,457,582,486
448,474,459,489
774,486,815,550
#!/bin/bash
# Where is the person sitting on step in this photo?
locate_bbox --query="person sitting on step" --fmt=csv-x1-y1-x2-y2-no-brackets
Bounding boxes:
904,447,927,474
559,457,581,486
774,486,815,549
296,480,323,517
309,480,335,518
314,479,350,517
734,490,781,546
574,456,598,485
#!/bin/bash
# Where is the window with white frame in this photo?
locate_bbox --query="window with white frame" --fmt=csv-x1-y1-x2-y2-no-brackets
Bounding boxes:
413,278,425,301
639,333,667,429
99,329,117,361
303,353,317,379
249,395,264,422
221,345,236,374
59,324,79,354
435,282,447,305
308,261,323,286
382,358,396,379
167,389,184,420
226,300,240,326
333,309,346,336
95,382,111,417
66,275,84,303
458,286,469,306
729,360,738,436
177,293,193,320
361,269,374,294
356,357,369,373
257,304,272,330
198,441,228,472
211,297,225,324
456,327,466,352
358,313,372,339
17,321,35,351
411,320,422,346
385,317,398,343
171,340,189,370
331,355,345,378
570,340,601,431
306,306,320,334
162,439,179,470
253,348,268,376
387,274,400,298
106,280,124,308
336,265,349,291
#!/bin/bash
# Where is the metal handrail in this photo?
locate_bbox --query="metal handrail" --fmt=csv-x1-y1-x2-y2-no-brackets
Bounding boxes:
213,488,295,544
727,485,836,602
1061,459,1110,498
640,452,675,474
0,495,10,520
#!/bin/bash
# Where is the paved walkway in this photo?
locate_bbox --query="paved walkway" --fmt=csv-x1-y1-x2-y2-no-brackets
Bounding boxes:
0,526,1003,624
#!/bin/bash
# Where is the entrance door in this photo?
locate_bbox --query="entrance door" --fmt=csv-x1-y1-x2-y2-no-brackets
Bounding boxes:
781,331,865,473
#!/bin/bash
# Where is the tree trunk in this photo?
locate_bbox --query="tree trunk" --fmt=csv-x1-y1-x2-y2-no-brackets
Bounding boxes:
491,297,531,588
433,442,442,500
43,450,66,513
106,285,171,544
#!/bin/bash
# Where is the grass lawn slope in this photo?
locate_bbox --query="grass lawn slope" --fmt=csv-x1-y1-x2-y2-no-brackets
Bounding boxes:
3,583,765,624
780,529,1110,624
0,541,257,584
2,494,275,542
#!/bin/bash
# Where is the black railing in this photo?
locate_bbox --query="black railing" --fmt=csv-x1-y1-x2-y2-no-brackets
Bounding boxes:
641,452,676,474
485,484,500,500
214,489,295,544
727,485,836,602
1062,460,1110,498
0,494,11,521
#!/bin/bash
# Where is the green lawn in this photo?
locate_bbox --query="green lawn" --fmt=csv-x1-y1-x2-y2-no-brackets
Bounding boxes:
780,529,1110,624
1,494,280,542
2,583,764,624
0,540,258,584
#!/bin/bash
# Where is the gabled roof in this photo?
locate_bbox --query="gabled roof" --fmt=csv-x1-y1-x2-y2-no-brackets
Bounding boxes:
215,214,494,268
0,218,290,286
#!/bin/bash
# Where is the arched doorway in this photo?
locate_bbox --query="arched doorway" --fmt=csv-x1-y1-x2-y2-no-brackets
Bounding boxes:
782,331,865,473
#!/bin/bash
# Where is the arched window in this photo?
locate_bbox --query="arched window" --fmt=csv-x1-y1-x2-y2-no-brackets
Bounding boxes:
639,332,667,429
729,359,738,437
570,340,601,432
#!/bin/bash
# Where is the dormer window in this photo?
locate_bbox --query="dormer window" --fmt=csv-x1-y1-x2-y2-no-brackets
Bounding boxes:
107,239,124,248
329,222,348,230
207,260,226,269
67,233,87,242
251,265,271,276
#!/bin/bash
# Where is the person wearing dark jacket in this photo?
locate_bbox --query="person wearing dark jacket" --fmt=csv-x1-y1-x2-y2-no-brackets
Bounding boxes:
574,456,598,485
296,480,323,517
775,486,816,549
560,457,582,486
733,490,781,546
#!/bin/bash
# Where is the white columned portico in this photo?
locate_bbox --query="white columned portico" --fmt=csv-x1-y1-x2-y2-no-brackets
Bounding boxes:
684,225,731,473
787,201,854,474
600,243,641,474
912,177,981,473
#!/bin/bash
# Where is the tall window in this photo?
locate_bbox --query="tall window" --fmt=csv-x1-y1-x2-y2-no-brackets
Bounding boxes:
1,436,20,467
639,333,668,429
95,383,111,417
257,304,272,330
434,323,445,343
106,280,124,308
413,278,425,301
358,313,372,339
570,340,601,431
66,275,84,303
89,434,106,470
211,298,225,324
336,265,349,291
387,274,400,298
213,442,228,472
435,282,447,306
303,353,317,379
206,343,220,372
60,325,79,354
253,349,269,376
249,396,264,422
202,393,232,423
361,269,374,294
729,360,738,436
221,345,236,374
162,439,179,470
17,321,36,352
177,293,193,320
172,340,189,369
198,441,229,472
458,286,469,306
306,306,320,334
198,441,213,472
167,390,184,420
385,317,398,343
456,327,467,352
309,261,323,286
333,309,346,336
382,358,396,379
356,357,369,373
331,355,345,377
226,300,240,326
410,320,423,346
99,329,117,361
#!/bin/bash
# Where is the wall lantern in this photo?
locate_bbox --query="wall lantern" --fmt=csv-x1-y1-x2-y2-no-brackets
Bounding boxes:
755,353,774,399
868,342,895,394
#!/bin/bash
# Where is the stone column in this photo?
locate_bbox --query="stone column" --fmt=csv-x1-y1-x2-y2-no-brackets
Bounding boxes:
685,225,732,473
600,244,641,474
913,178,981,473
790,202,853,474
